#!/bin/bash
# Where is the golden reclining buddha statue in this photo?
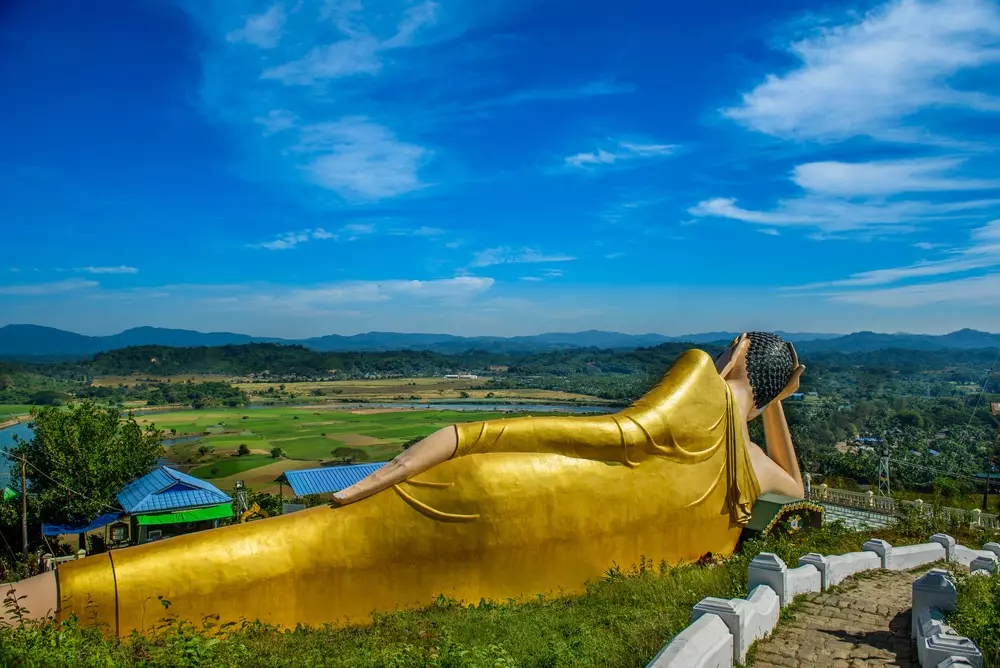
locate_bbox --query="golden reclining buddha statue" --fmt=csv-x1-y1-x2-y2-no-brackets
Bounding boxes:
7,332,806,635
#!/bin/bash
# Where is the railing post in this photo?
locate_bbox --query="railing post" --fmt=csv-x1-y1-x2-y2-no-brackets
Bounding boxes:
866,490,875,507
970,509,981,527
819,483,828,500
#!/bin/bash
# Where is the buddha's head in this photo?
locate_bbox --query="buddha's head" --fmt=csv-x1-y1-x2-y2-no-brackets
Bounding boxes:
715,331,797,420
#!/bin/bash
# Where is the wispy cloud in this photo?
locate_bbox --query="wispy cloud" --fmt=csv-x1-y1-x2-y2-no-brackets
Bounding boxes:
80,265,139,274
226,4,286,49
689,194,999,233
249,228,337,250
792,158,1000,197
519,269,564,282
827,273,1000,307
565,141,677,169
723,0,1000,143
792,219,1000,294
389,226,444,236
470,247,576,268
260,1,438,85
690,156,1000,234
0,279,98,296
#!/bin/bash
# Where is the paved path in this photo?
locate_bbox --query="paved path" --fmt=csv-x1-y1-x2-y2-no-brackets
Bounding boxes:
752,569,917,668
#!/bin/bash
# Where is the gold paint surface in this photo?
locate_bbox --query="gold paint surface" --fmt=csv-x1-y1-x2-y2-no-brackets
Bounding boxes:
59,349,760,635
56,553,117,633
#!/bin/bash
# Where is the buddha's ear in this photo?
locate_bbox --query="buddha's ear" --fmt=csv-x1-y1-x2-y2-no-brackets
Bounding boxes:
717,334,750,379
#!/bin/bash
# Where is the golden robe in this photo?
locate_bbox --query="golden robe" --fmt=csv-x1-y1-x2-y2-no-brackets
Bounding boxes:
56,349,760,636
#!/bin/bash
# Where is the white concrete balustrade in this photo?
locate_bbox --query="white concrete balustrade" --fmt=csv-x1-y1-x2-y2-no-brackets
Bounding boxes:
645,533,993,668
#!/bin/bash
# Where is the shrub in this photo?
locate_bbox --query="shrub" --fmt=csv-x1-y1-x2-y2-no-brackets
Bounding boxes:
237,444,250,456
949,570,1000,668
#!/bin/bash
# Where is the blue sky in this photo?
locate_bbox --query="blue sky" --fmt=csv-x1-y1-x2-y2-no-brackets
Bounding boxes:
2,0,1000,337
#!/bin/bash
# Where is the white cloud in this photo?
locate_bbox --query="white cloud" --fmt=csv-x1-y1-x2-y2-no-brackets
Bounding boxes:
828,273,1000,307
298,117,427,200
758,228,781,236
389,225,444,237
914,241,945,249
723,0,1000,142
0,279,98,296
227,4,286,49
250,228,337,250
792,158,1000,196
261,1,437,85
80,266,139,274
470,247,576,268
565,141,676,168
794,218,1000,290
254,110,296,135
262,276,495,311
689,195,1000,232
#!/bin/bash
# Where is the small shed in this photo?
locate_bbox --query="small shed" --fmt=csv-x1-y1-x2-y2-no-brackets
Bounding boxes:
117,466,233,544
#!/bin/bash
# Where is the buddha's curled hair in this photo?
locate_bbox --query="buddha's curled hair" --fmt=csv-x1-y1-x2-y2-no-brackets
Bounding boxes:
745,332,796,410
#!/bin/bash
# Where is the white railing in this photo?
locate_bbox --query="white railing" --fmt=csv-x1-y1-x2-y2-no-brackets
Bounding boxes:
808,485,1000,529
40,550,87,572
647,533,998,668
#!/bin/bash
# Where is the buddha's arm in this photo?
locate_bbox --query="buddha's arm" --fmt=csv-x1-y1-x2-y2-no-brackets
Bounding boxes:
332,426,459,505
761,401,804,497
333,412,632,505
2,570,57,624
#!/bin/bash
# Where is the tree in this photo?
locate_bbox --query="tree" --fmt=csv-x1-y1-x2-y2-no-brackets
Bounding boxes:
270,446,284,458
11,401,163,525
237,444,251,456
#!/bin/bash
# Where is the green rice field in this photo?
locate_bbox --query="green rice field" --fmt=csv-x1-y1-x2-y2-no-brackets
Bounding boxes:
140,406,523,490
0,405,32,421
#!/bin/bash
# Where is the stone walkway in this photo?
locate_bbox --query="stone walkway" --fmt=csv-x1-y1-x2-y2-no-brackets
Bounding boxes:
751,569,917,668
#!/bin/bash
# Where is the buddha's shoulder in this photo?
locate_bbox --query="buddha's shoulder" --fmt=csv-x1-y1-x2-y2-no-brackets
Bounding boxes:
647,348,725,399
671,348,717,374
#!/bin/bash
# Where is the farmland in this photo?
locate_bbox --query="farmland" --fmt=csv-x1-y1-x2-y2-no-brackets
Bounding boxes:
236,376,610,404
143,405,528,493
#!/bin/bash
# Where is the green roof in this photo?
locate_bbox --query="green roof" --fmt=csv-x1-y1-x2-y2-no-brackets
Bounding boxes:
136,502,233,526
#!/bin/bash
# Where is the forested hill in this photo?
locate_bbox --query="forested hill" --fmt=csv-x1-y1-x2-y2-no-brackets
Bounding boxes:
83,342,707,377
3,324,1000,358
33,341,1000,384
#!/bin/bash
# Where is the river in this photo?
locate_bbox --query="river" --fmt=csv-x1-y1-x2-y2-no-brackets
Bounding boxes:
0,423,32,488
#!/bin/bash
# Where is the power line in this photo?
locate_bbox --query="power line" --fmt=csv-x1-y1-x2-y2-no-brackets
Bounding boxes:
961,346,1000,438
1,449,122,514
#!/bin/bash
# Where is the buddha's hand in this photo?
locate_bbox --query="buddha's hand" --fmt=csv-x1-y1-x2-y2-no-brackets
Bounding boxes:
775,342,805,403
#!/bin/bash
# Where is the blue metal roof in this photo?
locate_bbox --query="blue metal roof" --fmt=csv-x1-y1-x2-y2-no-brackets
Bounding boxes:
117,466,231,514
43,511,124,536
284,463,386,497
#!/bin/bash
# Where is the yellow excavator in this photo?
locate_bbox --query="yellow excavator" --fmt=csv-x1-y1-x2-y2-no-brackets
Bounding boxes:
239,502,269,523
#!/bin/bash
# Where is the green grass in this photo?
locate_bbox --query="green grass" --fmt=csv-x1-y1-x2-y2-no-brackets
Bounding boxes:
148,406,523,479
6,520,984,668
189,455,274,479
0,405,32,421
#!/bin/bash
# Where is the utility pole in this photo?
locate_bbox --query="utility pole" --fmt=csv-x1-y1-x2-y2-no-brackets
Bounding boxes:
983,402,1000,512
20,454,28,560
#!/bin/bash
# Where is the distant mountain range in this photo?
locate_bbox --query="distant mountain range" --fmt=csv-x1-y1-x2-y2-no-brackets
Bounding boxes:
0,324,998,358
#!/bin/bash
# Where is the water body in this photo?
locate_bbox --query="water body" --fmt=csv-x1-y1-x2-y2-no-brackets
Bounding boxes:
0,423,32,488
